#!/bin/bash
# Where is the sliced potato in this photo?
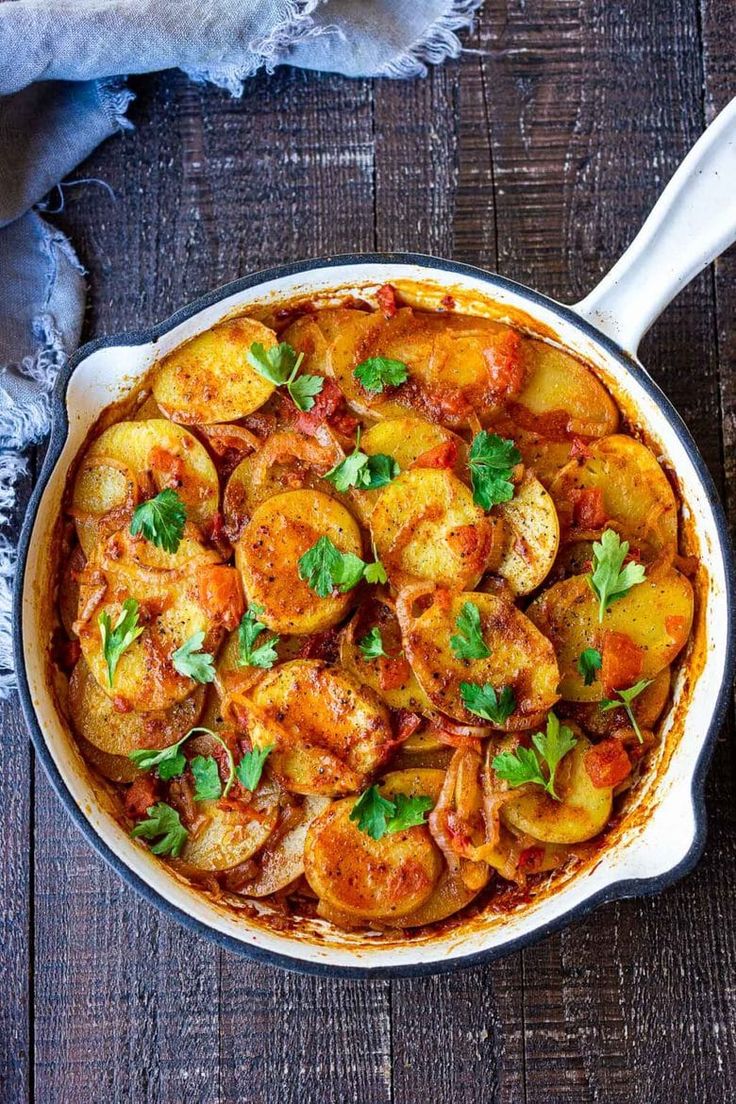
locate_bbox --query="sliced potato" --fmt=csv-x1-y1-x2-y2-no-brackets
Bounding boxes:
550,435,678,553
361,416,466,474
236,489,363,635
71,419,219,556
181,781,280,872
495,474,559,595
304,769,443,920
501,735,613,844
76,732,142,783
69,657,204,756
562,666,671,736
526,569,693,701
231,659,395,796
282,307,381,383
515,340,619,439
240,795,331,897
76,528,242,711
511,427,577,489
370,468,496,590
340,597,433,713
59,544,85,637
398,589,559,728
153,316,278,424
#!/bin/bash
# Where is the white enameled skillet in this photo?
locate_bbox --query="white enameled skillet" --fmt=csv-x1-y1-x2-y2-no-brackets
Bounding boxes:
13,99,736,977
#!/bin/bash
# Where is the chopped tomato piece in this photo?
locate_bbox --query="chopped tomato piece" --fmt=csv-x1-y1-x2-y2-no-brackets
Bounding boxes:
395,710,422,743
196,565,244,630
125,775,159,820
149,446,185,489
665,615,686,638
440,293,456,311
297,629,340,663
411,440,459,470
570,487,607,529
518,846,545,871
487,330,525,401
600,630,644,694
378,655,412,691
294,377,357,437
584,739,632,788
376,284,398,319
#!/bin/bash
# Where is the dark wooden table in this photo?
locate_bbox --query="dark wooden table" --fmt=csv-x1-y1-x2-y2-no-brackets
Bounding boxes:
2,4,735,1101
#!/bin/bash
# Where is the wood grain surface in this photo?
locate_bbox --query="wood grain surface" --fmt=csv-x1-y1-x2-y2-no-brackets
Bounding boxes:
1,3,734,1101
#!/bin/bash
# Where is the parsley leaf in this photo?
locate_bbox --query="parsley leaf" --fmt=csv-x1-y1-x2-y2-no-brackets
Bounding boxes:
324,429,399,492
492,712,577,801
363,558,388,585
468,431,521,511
129,726,236,796
349,785,433,841
130,488,187,554
450,601,491,661
601,678,653,743
171,631,216,683
460,682,516,725
358,627,388,660
577,647,603,686
190,755,222,801
246,340,324,412
99,598,144,688
238,604,280,669
354,356,409,393
131,802,188,857
235,745,273,791
588,529,646,622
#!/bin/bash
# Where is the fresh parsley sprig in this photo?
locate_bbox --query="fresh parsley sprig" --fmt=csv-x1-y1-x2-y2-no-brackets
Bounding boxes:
247,341,324,412
238,604,280,669
323,428,399,492
353,356,409,394
600,678,653,743
99,599,144,688
349,785,434,841
130,488,187,554
492,712,577,801
468,431,521,511
131,802,188,857
235,745,274,791
460,681,516,725
450,601,491,661
358,627,389,660
190,755,223,801
298,536,386,597
129,726,236,798
577,647,602,686
171,631,216,683
588,529,646,622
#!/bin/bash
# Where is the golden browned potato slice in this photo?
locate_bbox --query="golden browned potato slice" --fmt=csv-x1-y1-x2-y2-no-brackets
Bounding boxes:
69,657,204,756
361,416,466,473
223,431,341,539
76,733,142,783
238,795,331,897
550,435,678,554
500,735,613,844
181,780,280,872
340,597,433,713
280,309,368,380
526,569,693,701
152,316,278,424
511,428,577,490
304,770,443,920
236,659,395,796
59,545,85,637
515,340,619,439
370,468,496,590
398,589,559,728
236,489,363,634
562,666,671,737
71,419,219,557
76,528,242,712
495,474,559,595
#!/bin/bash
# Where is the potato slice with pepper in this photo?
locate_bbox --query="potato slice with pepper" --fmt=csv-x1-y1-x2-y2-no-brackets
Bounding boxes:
71,419,219,556
69,657,205,756
514,340,619,439
340,597,433,713
181,780,281,872
562,666,671,737
236,489,363,635
397,589,559,728
526,569,693,701
370,468,497,590
550,434,678,554
238,795,331,897
500,735,613,844
152,316,278,424
304,769,443,920
495,473,560,595
361,416,466,474
76,528,243,712
230,659,395,797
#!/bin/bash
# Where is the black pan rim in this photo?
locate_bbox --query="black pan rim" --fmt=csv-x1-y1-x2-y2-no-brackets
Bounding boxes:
13,251,736,978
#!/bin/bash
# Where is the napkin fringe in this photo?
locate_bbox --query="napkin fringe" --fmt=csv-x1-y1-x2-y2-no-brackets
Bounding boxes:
0,534,16,698
378,0,483,79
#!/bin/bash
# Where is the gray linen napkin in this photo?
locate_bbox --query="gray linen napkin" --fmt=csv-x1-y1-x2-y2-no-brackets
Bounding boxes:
0,0,482,695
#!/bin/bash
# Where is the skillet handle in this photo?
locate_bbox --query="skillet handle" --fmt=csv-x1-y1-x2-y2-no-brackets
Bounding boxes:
573,97,736,355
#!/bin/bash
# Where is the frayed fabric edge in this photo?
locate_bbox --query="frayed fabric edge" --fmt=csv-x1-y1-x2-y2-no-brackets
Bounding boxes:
0,532,17,697
97,76,136,132
376,0,485,79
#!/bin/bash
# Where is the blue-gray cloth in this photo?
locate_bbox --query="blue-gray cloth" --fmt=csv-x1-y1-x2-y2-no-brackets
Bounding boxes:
0,0,481,696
